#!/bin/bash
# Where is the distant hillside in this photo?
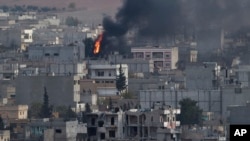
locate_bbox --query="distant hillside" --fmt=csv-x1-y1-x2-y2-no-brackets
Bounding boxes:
0,0,121,9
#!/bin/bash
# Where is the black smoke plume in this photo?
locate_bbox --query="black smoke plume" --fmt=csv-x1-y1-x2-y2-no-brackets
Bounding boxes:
103,0,183,38
101,0,250,57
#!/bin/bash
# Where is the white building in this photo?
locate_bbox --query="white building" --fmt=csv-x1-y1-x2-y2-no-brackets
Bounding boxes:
88,63,128,96
21,29,34,51
131,47,178,70
0,130,10,141
18,13,36,20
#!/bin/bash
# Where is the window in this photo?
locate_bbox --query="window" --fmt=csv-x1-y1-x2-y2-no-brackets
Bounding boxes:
55,129,62,133
109,130,116,138
44,53,50,56
100,133,105,139
91,118,96,126
111,117,115,125
54,53,59,56
165,54,170,58
109,72,112,76
98,120,104,127
24,34,28,39
96,81,100,83
152,52,163,58
97,71,104,76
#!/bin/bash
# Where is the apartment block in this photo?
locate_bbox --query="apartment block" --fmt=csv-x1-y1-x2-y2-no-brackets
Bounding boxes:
131,47,178,71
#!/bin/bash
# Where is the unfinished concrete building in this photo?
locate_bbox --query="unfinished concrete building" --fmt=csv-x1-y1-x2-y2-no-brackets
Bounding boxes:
124,105,181,141
86,111,124,141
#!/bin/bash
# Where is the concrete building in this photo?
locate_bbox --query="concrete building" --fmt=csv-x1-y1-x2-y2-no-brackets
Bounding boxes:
49,62,88,77
117,59,154,74
32,28,63,45
0,10,10,20
125,106,181,141
79,79,98,106
26,119,86,141
131,47,178,71
234,65,250,88
185,62,220,90
0,130,10,141
86,111,125,141
0,105,28,120
0,28,21,48
88,63,128,96
21,29,33,51
0,63,19,80
28,44,84,62
139,86,250,118
227,102,250,124
18,12,37,20
15,75,80,107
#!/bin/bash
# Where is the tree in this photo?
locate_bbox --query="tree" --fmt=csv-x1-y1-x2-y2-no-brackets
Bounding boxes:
116,64,127,94
68,2,76,9
178,98,203,125
0,116,4,130
65,16,80,27
64,106,76,121
40,87,52,118
121,91,134,99
29,102,42,118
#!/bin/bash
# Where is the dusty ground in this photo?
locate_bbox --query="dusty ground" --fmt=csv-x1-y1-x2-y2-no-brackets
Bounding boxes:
0,0,122,24
0,0,122,9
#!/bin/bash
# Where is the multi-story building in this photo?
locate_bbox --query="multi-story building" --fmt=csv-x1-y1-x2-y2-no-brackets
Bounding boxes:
0,63,19,80
0,130,10,141
21,29,34,51
227,102,250,124
125,106,181,141
86,111,125,141
88,63,128,96
131,47,178,71
0,105,28,120
27,44,84,62
26,119,87,141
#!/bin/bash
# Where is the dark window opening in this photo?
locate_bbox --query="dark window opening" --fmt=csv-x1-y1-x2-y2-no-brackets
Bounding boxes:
98,120,104,127
44,53,50,56
100,133,105,139
109,130,115,138
111,117,115,125
87,127,97,136
54,53,59,56
97,71,104,76
55,129,62,133
91,118,95,126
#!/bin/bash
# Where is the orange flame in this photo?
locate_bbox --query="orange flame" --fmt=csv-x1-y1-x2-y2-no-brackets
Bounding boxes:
93,33,103,54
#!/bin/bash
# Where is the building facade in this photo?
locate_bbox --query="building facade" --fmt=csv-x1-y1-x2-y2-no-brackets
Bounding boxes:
0,105,28,120
88,63,128,96
131,47,178,71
